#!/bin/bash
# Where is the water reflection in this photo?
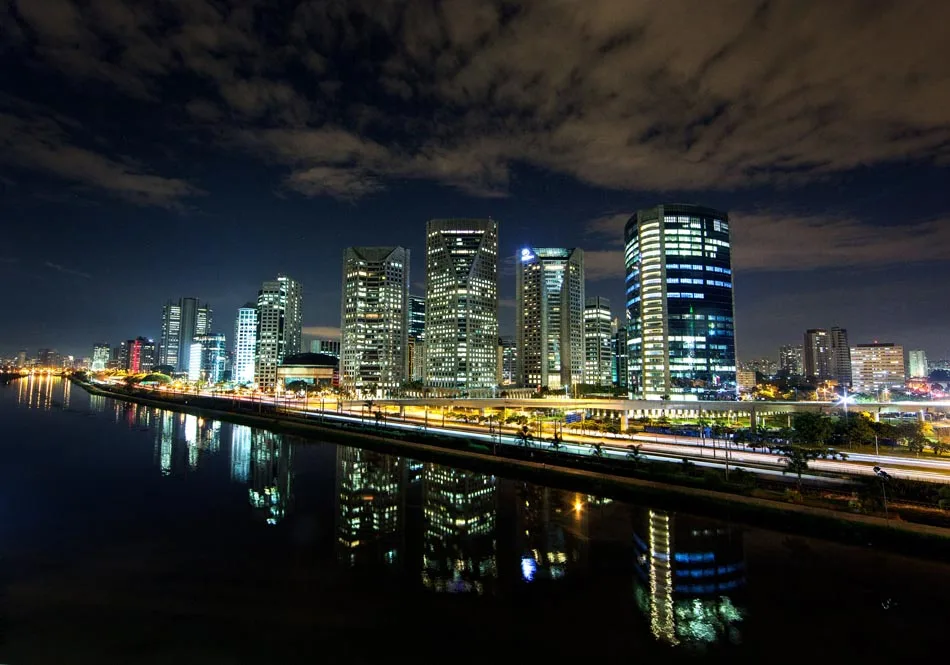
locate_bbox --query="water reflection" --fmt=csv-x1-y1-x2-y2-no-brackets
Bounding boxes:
230,425,251,483
16,373,61,410
513,485,588,583
335,447,405,567
633,510,746,647
249,431,293,525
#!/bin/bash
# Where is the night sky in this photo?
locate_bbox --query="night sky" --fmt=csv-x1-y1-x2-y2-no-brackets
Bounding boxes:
2,1,949,360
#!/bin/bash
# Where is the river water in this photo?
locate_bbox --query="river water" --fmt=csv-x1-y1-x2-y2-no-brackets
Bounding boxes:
2,375,949,663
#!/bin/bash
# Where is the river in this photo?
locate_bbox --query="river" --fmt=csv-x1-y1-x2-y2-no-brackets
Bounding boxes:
2,375,948,663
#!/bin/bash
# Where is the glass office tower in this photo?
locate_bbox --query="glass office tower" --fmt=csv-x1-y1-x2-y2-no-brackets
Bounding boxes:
624,204,736,400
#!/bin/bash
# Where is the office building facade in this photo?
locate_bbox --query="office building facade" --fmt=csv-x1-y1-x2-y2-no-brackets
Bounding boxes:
908,350,928,378
340,247,410,397
425,219,499,392
830,326,852,387
233,304,257,385
851,343,906,394
407,295,426,382
612,323,628,391
126,337,156,373
624,204,736,400
310,339,341,357
195,333,227,384
779,344,804,377
255,275,302,391
92,344,110,372
159,297,212,372
584,296,613,387
498,337,517,385
803,329,832,383
516,247,585,390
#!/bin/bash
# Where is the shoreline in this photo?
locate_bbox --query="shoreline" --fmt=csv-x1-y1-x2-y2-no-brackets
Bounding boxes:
73,378,950,559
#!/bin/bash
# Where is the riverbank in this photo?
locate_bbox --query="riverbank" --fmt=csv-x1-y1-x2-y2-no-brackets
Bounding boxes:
73,378,950,559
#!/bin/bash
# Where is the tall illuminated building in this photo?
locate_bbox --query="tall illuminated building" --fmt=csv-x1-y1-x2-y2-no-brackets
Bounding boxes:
830,326,852,387
612,321,628,390
909,349,928,378
425,219,499,392
195,333,227,383
91,343,110,371
516,247,585,390
340,247,410,397
584,296,613,387
498,336,517,385
803,329,832,383
850,343,906,393
160,297,212,372
421,464,496,593
233,304,257,385
310,339,341,357
779,344,804,377
408,295,426,382
255,274,302,391
335,446,405,567
125,337,156,373
625,204,736,400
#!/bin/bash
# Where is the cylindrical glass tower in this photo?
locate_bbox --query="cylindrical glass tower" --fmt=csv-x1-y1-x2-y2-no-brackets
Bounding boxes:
624,204,736,400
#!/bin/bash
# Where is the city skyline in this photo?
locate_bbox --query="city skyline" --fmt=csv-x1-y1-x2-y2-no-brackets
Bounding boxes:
2,2,950,360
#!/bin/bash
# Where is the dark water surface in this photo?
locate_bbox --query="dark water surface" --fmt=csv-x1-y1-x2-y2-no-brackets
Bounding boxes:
2,376,949,664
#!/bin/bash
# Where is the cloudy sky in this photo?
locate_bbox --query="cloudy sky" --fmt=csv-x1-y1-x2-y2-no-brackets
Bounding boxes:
2,0,949,360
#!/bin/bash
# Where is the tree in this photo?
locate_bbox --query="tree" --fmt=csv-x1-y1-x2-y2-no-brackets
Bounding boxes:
792,413,834,446
626,444,643,466
590,443,605,458
777,445,821,491
550,433,562,453
517,425,532,447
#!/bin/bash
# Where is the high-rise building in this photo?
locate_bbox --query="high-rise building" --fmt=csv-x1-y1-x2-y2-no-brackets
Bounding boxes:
830,326,852,387
160,298,212,372
255,275,302,391
779,344,803,377
584,296,613,387
624,204,736,400
340,247,410,397
15,350,27,367
38,348,56,368
612,322,628,390
803,329,832,383
408,295,426,382
195,333,227,383
126,337,156,373
425,219,499,392
91,344,110,371
309,339,341,357
233,304,257,385
516,247,585,390
110,342,127,370
498,337,517,385
850,343,906,393
909,350,929,378
187,342,202,382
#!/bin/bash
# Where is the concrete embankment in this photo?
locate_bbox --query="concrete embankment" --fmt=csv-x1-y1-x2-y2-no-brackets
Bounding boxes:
74,379,950,559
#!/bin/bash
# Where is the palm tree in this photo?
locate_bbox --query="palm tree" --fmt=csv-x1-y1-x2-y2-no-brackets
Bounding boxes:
626,444,643,466
590,443,605,458
778,445,819,492
518,424,532,447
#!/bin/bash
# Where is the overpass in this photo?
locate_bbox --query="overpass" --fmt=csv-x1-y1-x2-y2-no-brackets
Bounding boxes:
349,397,950,430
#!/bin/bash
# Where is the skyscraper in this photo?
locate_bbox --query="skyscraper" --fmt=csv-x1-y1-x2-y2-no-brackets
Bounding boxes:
195,333,227,384
160,297,212,372
310,339,341,357
584,296,613,387
624,204,736,400
408,295,426,382
126,337,156,373
91,343,110,371
851,343,906,393
255,275,302,391
340,247,410,397
803,329,832,383
425,219,499,392
233,304,257,385
612,320,628,391
830,326,852,387
779,344,804,377
498,336,517,385
909,350,928,378
516,247,585,390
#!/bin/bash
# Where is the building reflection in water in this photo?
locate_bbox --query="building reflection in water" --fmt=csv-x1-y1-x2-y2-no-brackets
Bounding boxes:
230,425,252,484
335,447,405,567
155,411,174,476
249,431,293,526
421,464,497,594
17,373,61,410
514,485,589,583
634,509,746,647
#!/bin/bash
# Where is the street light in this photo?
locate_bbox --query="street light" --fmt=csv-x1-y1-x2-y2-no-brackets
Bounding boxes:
873,466,890,519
